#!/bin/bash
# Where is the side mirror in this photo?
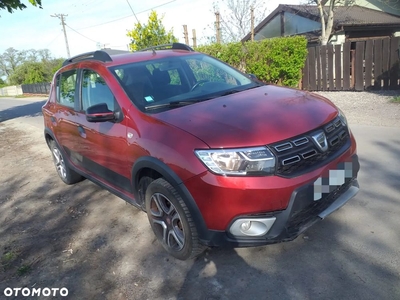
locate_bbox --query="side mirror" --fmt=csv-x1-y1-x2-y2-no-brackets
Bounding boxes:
86,103,115,123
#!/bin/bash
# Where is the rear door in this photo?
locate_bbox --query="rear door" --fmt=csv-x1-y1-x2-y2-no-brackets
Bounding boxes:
53,68,80,164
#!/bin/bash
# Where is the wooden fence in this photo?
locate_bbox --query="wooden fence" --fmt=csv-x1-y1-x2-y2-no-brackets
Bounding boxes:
301,37,400,91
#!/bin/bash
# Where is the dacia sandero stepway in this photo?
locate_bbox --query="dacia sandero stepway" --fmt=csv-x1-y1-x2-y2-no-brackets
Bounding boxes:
42,43,360,260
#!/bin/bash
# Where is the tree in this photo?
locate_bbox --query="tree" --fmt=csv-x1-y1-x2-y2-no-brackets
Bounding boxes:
0,78,6,88
127,11,178,51
307,0,353,45
0,47,27,77
0,48,64,84
0,0,42,14
213,0,268,42
8,62,46,85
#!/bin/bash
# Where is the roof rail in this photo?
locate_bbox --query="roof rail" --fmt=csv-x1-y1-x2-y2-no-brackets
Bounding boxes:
62,50,114,67
139,43,194,53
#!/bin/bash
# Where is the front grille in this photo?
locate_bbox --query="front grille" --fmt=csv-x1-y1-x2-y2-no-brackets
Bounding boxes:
269,117,350,177
286,178,355,236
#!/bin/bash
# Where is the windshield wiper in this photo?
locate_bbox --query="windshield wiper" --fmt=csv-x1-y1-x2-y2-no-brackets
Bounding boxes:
220,89,242,96
219,84,264,97
145,99,205,111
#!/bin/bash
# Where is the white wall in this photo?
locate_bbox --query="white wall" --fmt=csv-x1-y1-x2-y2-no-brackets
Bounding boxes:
0,85,23,96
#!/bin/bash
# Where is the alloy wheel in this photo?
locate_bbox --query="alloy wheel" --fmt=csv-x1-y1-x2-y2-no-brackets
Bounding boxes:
52,147,67,180
149,192,185,251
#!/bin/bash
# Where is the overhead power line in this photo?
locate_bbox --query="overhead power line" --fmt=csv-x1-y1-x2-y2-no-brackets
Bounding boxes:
65,25,98,43
46,33,62,48
76,0,177,30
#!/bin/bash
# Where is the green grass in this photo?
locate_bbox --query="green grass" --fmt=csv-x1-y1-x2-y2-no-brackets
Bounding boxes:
1,251,16,263
390,96,400,103
1,251,17,271
17,264,31,276
1,249,33,276
0,95,23,98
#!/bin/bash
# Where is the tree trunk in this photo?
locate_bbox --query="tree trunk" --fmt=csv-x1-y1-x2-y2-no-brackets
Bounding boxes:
317,0,336,45
316,0,326,44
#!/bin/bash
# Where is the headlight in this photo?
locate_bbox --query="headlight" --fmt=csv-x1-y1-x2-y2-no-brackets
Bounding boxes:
195,147,276,176
338,108,348,126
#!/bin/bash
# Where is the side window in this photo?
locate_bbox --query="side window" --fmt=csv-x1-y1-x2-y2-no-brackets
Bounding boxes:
57,69,77,108
81,70,115,112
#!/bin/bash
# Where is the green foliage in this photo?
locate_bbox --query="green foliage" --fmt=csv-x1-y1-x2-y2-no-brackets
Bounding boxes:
391,96,400,103
17,264,31,276
0,0,42,14
48,58,64,77
0,48,64,85
8,62,45,85
127,11,178,51
0,78,6,88
196,36,308,87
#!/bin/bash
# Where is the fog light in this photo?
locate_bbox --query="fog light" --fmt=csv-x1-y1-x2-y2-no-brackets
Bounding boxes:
240,221,252,232
230,217,276,237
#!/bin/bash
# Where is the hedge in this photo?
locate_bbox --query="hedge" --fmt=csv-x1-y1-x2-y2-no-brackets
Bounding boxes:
196,36,308,87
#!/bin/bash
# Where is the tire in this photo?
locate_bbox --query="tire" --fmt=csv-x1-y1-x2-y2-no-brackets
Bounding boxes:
137,176,153,211
49,140,84,185
145,178,206,260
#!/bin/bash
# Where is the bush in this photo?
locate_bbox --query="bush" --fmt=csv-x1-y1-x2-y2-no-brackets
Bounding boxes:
196,36,308,87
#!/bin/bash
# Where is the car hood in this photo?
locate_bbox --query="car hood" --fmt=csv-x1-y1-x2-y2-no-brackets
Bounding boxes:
153,85,339,148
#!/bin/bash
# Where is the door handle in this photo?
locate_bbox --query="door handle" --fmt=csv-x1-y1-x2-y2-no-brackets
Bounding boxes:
78,126,86,138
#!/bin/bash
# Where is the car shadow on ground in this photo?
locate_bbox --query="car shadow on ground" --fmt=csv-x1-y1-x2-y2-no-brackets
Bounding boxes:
0,100,46,122
0,125,399,300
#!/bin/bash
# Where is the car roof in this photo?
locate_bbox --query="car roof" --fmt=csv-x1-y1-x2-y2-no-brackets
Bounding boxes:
61,43,198,68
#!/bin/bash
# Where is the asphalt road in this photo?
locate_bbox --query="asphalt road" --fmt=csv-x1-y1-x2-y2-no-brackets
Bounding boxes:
1,96,399,299
0,96,46,130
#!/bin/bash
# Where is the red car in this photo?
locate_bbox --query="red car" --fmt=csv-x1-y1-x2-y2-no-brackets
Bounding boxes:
42,43,359,260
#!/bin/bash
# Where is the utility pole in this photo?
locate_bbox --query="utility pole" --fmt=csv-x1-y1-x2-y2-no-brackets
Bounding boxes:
215,12,221,44
51,14,71,58
251,7,255,41
183,25,189,45
192,29,197,48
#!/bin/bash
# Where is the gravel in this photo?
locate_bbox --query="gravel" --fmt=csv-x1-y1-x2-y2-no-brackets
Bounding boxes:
315,90,400,127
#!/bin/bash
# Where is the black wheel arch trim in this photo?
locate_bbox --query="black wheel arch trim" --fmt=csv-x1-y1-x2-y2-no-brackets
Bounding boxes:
44,127,74,170
44,127,58,148
132,156,210,241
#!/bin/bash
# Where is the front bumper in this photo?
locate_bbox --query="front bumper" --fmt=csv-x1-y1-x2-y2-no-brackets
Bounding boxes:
198,155,360,247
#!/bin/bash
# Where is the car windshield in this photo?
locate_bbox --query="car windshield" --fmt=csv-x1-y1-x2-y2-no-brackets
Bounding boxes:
109,53,263,112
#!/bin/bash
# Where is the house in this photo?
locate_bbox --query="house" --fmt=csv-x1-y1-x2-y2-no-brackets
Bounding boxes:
242,4,400,45
354,0,400,16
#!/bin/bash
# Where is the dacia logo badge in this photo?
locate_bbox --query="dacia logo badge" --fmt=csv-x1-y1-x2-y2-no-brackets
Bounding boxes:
312,130,328,152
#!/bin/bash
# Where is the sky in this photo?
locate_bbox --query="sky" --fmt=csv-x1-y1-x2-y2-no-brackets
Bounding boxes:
0,0,301,59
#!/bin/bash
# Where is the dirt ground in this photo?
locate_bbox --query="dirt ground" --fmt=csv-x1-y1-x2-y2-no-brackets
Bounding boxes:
0,121,200,299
